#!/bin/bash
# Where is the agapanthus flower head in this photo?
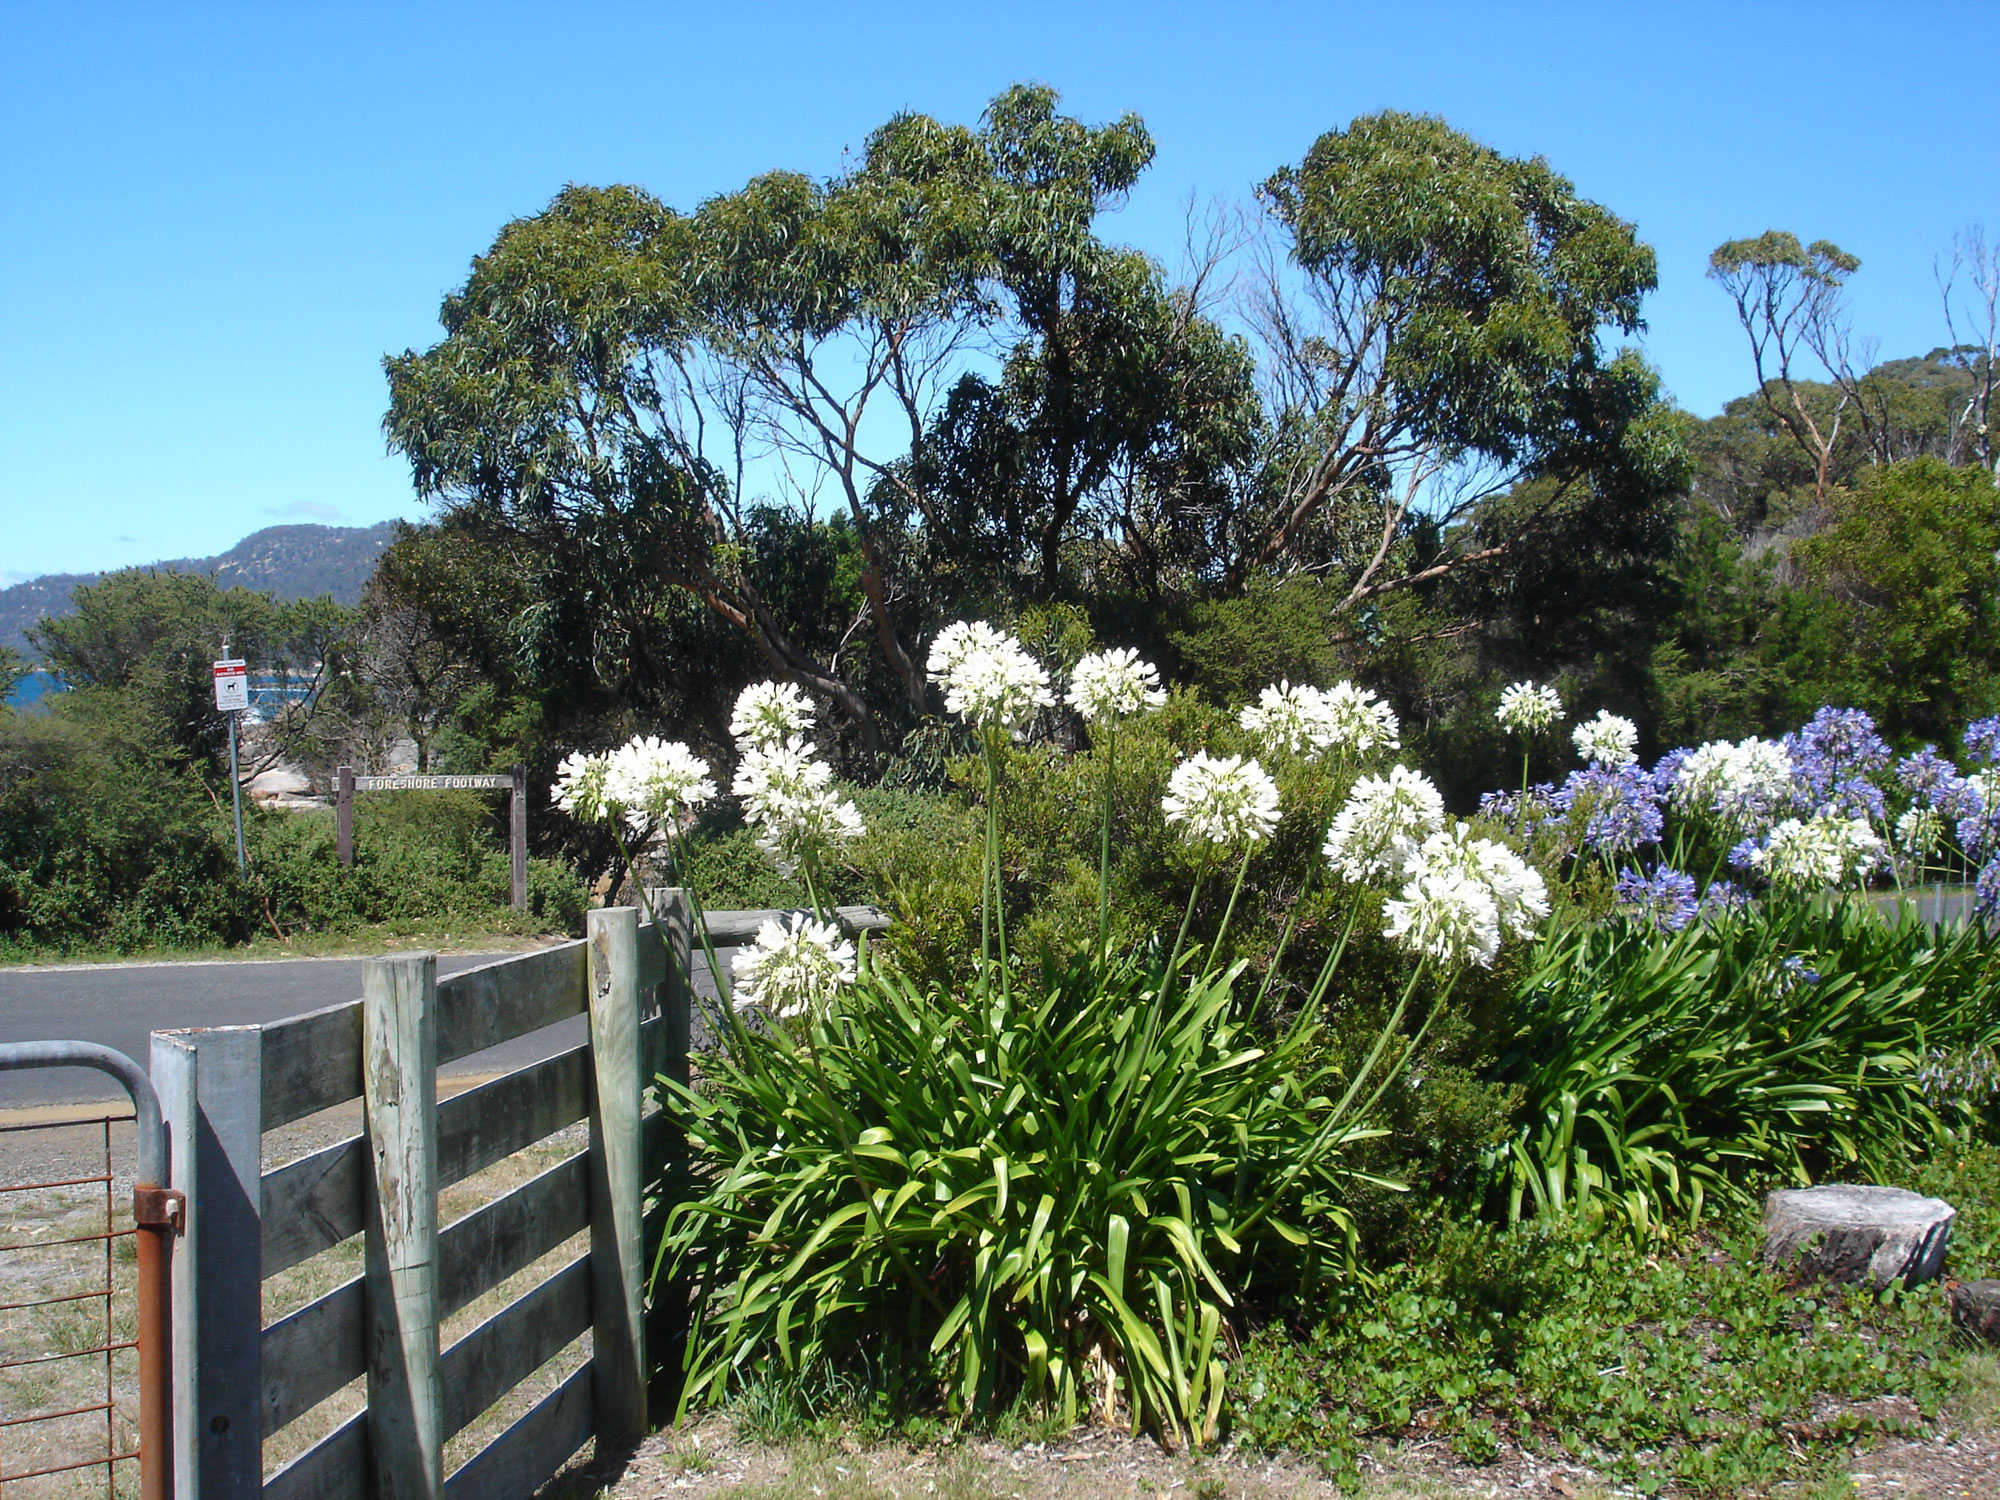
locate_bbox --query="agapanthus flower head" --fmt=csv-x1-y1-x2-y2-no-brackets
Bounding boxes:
1068,648,1166,724
732,736,833,823
1384,821,1548,967
1163,752,1281,849
1958,768,2000,858
1777,954,1822,992
1572,710,1640,767
1895,805,1945,858
1496,681,1563,735
730,913,857,1019
926,620,1011,678
553,751,611,824
754,785,867,877
934,626,1055,733
603,737,715,829
1672,737,1792,831
1615,866,1699,934
1788,707,1890,778
1552,763,1662,854
1978,856,2000,923
730,681,815,750
1320,681,1401,755
1966,716,2000,767
1897,746,1965,809
1651,747,1692,798
1323,765,1445,883
1698,879,1750,920
1239,682,1338,758
1741,814,1884,890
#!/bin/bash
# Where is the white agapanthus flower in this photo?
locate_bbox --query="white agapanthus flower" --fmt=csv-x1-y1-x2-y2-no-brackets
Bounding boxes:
754,785,868,877
1895,805,1944,857
1572,710,1640,767
552,750,611,823
730,913,857,1019
1673,737,1792,825
926,621,1016,687
1239,682,1340,758
1384,821,1549,967
1496,681,1564,735
1068,648,1166,724
1323,766,1445,882
1384,866,1503,970
729,680,815,751
1320,681,1401,755
1748,815,1884,889
602,737,715,829
1162,752,1282,848
732,736,833,823
932,625,1055,733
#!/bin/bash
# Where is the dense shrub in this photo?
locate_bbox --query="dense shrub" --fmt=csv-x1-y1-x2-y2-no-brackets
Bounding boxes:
0,711,253,953
1229,1155,2000,1492
1484,897,2000,1230
0,713,584,955
663,946,1402,1445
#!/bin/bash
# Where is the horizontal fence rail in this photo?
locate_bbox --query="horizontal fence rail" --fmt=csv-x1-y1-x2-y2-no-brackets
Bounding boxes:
153,898,886,1500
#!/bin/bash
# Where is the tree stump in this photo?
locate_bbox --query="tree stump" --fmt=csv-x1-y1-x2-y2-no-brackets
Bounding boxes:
1762,1185,1955,1289
1948,1279,2000,1343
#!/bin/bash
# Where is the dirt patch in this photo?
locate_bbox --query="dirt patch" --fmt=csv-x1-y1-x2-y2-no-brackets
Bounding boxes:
548,1409,2000,1500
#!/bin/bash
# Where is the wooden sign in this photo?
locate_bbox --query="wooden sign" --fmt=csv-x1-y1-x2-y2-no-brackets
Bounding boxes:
336,764,530,911
353,774,513,792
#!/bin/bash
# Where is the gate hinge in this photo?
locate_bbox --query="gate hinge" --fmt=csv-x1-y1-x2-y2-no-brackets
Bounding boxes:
133,1185,186,1234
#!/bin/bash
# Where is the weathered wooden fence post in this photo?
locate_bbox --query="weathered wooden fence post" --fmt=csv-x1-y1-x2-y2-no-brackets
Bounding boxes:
509,763,529,912
586,907,646,1448
642,887,693,1414
365,952,443,1500
151,1024,264,1500
336,765,355,868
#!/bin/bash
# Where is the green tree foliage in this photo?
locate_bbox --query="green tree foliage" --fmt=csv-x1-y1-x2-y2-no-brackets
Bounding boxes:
1243,112,1689,616
1775,458,2000,739
31,568,350,773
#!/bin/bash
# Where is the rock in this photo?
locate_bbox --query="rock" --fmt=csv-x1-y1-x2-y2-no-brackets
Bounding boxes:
1762,1184,1955,1290
1948,1279,2000,1343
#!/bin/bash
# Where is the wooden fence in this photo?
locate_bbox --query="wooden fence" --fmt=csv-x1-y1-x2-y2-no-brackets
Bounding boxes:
149,896,888,1500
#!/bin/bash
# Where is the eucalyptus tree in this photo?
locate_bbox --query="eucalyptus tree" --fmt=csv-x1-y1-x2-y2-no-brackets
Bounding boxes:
386,86,1248,754
1238,111,1687,619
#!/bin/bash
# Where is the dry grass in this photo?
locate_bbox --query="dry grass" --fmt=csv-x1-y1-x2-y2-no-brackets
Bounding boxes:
0,1116,142,1499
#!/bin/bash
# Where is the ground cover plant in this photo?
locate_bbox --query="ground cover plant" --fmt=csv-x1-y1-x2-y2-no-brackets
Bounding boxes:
552,623,2000,1488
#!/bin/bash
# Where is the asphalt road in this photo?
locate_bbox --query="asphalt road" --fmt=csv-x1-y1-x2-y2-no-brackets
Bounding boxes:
0,946,731,1107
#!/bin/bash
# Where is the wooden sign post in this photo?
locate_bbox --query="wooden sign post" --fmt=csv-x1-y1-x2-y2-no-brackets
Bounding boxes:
334,765,531,910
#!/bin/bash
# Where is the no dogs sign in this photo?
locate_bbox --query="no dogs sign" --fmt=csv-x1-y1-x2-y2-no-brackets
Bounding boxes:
212,659,249,712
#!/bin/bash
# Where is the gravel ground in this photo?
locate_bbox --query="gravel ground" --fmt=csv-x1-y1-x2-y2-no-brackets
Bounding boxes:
540,1410,2000,1500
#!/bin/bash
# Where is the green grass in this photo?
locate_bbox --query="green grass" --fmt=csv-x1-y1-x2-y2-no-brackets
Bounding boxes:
1228,1140,2000,1495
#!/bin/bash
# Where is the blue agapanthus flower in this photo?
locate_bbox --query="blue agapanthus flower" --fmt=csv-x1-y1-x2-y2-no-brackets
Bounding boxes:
1650,747,1691,798
1778,955,1822,990
1965,717,2000,767
1786,708,1890,820
1898,746,1967,809
1615,865,1699,933
1787,707,1890,777
1977,855,2000,921
1554,763,1662,854
1699,879,1750,919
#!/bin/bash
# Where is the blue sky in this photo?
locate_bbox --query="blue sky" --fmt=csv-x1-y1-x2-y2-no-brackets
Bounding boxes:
3,1,1993,583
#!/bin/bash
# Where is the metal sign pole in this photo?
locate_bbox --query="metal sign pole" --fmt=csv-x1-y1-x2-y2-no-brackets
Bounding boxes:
227,712,246,871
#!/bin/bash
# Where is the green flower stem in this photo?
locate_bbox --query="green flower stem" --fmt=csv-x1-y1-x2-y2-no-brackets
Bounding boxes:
1164,850,1214,995
1236,958,1441,1239
1206,844,1257,975
1097,725,1117,955
1300,901,1364,1014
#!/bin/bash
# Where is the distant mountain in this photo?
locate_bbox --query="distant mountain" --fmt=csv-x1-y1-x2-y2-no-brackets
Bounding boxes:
1,521,399,656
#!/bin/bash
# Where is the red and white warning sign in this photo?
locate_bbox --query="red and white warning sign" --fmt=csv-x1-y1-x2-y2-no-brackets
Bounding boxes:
212,659,249,713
